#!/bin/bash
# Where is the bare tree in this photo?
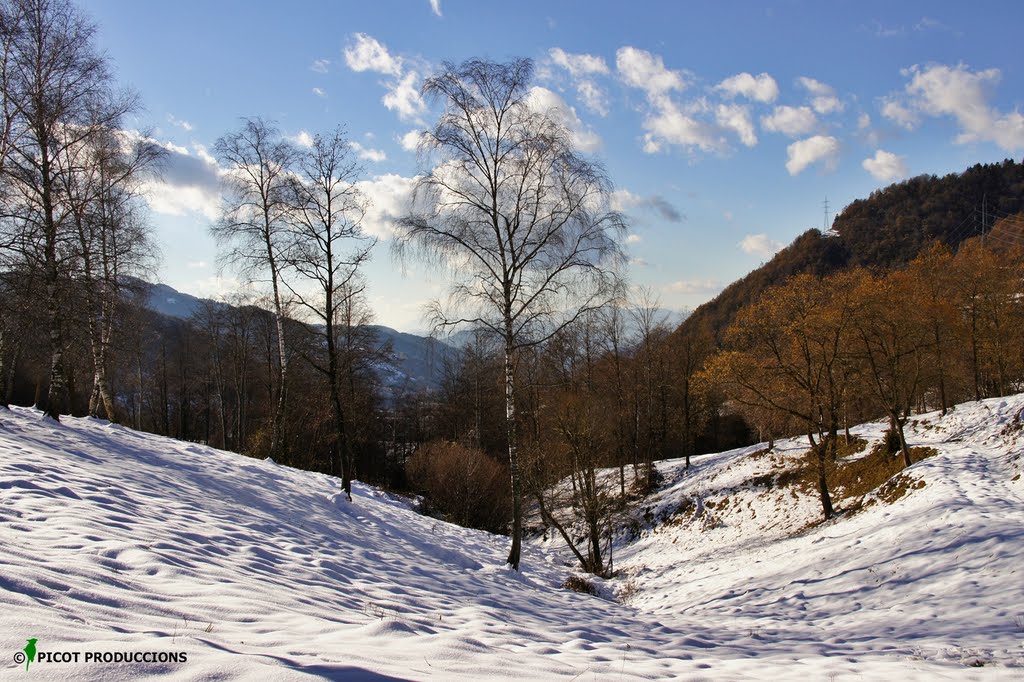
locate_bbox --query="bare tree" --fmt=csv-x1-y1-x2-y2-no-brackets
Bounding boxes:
0,0,132,419
282,127,374,498
60,125,162,421
397,58,626,570
213,118,295,458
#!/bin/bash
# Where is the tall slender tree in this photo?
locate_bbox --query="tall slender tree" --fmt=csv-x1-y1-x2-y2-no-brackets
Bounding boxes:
61,126,162,421
397,58,626,569
213,118,295,458
282,127,374,498
0,0,139,419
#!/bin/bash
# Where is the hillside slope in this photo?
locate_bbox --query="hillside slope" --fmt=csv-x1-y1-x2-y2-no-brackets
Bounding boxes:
532,395,1024,676
679,159,1024,338
1,397,1022,679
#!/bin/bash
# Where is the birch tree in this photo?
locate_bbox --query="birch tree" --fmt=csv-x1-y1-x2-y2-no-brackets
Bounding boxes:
0,0,130,419
61,126,162,421
213,118,294,458
282,128,374,498
397,58,626,570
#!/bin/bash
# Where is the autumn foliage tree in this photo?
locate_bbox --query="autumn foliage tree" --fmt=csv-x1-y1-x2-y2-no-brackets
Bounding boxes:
705,234,1024,517
704,273,860,519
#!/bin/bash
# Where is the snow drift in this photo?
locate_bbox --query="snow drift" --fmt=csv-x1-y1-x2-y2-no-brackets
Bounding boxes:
1,395,1022,679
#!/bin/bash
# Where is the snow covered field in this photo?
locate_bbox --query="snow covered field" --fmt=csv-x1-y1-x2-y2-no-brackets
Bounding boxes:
1,396,1022,680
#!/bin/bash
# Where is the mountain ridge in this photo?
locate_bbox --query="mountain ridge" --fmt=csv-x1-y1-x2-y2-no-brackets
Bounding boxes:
678,159,1024,339
138,280,454,390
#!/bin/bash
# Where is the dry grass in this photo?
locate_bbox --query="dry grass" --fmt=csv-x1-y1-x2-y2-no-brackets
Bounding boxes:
562,575,598,596
739,437,937,517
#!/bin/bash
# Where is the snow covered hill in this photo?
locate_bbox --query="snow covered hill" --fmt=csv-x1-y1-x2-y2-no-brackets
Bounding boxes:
1,397,1023,680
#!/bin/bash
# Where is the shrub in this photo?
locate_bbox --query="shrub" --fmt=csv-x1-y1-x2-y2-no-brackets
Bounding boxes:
406,440,512,534
562,575,598,595
877,427,902,456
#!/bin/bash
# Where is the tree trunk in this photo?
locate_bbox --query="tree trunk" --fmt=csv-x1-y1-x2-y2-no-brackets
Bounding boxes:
327,326,352,499
808,431,834,520
89,346,116,421
588,518,603,575
504,342,523,570
135,351,144,430
4,344,16,407
893,413,913,468
262,191,290,460
0,325,7,409
44,276,66,420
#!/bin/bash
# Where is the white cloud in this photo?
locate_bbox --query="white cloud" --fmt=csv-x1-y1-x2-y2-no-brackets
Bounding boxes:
715,72,779,103
429,0,442,17
899,63,1024,151
862,149,908,182
343,33,402,76
641,98,725,154
356,173,419,240
576,79,609,117
187,260,208,269
142,182,219,221
310,59,330,74
798,76,843,114
312,87,327,98
858,113,872,130
785,135,840,175
626,233,642,244
288,130,314,148
399,129,425,152
546,48,611,117
167,114,193,132
526,86,602,152
349,141,387,163
761,105,817,137
616,46,686,101
549,48,610,78
382,71,427,121
193,144,216,166
667,279,724,295
139,140,222,221
914,17,952,33
616,49,759,156
716,103,757,147
739,233,784,258
880,97,919,130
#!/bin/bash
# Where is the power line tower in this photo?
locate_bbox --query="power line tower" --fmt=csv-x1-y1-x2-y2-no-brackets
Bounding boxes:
823,197,831,232
982,193,987,245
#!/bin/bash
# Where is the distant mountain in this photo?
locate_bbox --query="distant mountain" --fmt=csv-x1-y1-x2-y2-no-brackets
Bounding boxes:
137,281,455,390
441,308,687,351
143,281,220,320
678,159,1024,340
364,325,454,390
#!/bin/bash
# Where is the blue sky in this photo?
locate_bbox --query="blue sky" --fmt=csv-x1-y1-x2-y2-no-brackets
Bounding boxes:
81,0,1024,332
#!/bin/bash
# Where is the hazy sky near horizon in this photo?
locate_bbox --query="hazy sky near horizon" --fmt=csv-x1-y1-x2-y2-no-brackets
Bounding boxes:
80,0,1024,332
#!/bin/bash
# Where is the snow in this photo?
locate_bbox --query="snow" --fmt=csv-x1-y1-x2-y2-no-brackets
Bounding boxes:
1,395,1023,680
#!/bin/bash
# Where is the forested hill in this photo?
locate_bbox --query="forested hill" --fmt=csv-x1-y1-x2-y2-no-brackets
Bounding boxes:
679,159,1024,338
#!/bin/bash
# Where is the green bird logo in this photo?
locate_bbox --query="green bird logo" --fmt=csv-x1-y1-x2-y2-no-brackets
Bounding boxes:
23,638,37,671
